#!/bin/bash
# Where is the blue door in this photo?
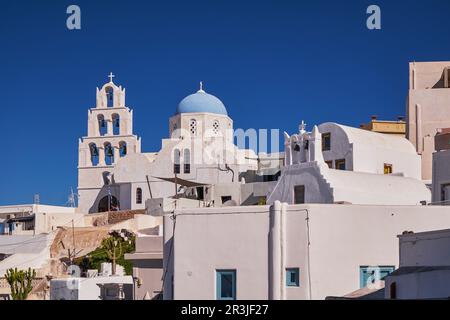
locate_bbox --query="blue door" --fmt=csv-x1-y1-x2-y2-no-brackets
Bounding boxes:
0,223,4,235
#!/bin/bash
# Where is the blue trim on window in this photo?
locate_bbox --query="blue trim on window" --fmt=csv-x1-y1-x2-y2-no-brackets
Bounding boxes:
286,268,300,287
216,270,236,300
359,266,395,289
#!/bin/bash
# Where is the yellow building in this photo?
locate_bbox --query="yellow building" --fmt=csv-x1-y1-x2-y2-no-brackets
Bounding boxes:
360,116,406,137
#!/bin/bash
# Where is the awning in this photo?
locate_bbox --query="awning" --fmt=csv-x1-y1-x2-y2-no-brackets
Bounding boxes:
152,176,210,188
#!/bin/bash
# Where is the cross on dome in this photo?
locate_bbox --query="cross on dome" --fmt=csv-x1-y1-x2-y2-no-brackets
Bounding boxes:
198,81,205,93
108,72,115,83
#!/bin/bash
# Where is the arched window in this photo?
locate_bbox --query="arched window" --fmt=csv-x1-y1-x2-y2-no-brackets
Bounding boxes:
136,188,142,204
104,142,114,165
184,149,191,174
112,114,120,135
189,119,197,136
119,141,127,157
98,114,107,136
106,87,114,108
102,171,112,185
213,120,219,135
89,143,99,166
98,195,120,212
173,148,181,174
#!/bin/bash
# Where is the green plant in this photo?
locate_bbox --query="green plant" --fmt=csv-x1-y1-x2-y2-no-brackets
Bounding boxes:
5,267,36,300
74,234,135,275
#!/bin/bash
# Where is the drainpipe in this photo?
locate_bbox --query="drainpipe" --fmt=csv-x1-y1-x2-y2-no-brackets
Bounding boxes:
268,201,286,300
416,104,422,154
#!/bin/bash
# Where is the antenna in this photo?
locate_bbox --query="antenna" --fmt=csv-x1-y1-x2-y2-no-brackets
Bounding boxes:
34,194,40,205
68,187,78,208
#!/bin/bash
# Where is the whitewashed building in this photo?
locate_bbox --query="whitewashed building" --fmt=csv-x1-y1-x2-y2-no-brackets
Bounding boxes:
163,201,450,300
77,76,276,213
269,123,429,205
384,229,450,299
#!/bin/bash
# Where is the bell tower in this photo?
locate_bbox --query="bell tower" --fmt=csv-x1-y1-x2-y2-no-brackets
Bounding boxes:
77,73,141,213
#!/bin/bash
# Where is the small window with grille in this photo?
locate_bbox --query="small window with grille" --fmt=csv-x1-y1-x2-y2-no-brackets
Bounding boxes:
213,120,219,135
190,119,197,136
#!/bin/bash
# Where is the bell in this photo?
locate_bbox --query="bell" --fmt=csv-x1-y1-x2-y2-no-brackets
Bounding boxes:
90,147,98,156
106,147,114,156
122,145,127,155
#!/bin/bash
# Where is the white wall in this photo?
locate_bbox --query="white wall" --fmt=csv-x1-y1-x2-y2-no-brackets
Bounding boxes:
384,270,450,299
167,203,450,300
399,229,450,267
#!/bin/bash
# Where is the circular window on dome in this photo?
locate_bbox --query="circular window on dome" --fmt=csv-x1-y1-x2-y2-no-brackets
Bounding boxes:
213,120,219,135
189,119,197,136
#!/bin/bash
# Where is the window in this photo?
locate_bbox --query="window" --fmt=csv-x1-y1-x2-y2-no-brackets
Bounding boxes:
106,86,114,107
293,144,300,152
136,188,142,204
216,270,236,300
359,266,395,289
322,133,331,151
104,143,114,165
286,268,300,287
119,141,127,157
112,114,120,135
189,119,197,136
335,159,346,170
89,143,99,166
98,115,107,136
325,160,332,168
384,163,392,174
294,185,305,204
173,149,181,174
184,149,191,174
221,196,232,204
213,120,220,135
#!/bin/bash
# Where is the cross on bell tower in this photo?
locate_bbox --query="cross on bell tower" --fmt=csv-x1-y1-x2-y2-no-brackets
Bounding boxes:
108,72,115,83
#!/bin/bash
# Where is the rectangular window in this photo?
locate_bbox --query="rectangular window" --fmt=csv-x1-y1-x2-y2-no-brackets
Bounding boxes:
174,164,180,174
325,160,332,168
359,266,395,289
221,196,232,204
286,268,300,287
293,185,305,204
335,159,346,170
322,133,331,151
216,270,236,300
384,163,393,174
184,163,191,174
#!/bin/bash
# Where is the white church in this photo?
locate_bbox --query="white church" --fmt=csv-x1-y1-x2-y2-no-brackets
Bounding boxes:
77,75,264,213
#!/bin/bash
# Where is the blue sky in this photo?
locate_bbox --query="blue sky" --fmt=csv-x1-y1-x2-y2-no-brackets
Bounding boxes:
1,0,450,205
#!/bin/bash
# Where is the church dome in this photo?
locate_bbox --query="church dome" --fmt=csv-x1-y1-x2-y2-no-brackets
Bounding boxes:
176,83,228,116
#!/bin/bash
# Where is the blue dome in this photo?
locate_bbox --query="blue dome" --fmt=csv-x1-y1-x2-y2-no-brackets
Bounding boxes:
176,90,228,115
